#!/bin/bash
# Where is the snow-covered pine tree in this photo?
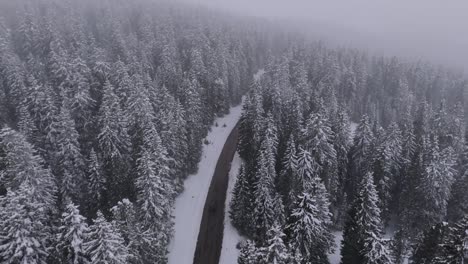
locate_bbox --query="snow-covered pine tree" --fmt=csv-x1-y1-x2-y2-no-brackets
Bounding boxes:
348,115,375,198
252,152,285,240
301,112,337,195
86,148,105,216
294,147,319,194
286,190,333,264
134,121,174,262
447,168,468,223
180,77,204,173
0,184,49,264
238,95,255,160
230,165,254,234
238,240,259,264
257,224,291,264
434,216,468,264
84,211,129,264
135,121,173,227
278,134,297,208
98,79,130,161
111,199,160,264
57,202,89,264
54,103,86,202
371,121,402,221
411,222,450,264
329,107,352,226
363,234,394,264
418,137,456,226
264,112,279,155
0,127,56,209
17,100,37,142
340,172,392,264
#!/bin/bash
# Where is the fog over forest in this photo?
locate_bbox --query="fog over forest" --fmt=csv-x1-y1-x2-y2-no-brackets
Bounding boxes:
181,0,468,72
0,0,466,263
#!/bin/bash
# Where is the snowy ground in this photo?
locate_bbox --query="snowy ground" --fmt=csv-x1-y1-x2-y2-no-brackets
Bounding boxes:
219,152,244,264
167,103,244,264
350,121,358,138
254,69,265,82
328,231,344,263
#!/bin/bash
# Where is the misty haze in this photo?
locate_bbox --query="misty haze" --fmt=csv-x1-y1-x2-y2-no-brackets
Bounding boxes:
0,1,466,264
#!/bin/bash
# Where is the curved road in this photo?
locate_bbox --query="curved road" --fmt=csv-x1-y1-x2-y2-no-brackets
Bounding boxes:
193,123,239,264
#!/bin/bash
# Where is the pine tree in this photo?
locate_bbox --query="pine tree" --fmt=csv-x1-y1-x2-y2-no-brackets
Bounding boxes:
86,148,105,215
135,122,173,228
252,153,284,240
0,127,56,209
238,240,259,264
54,103,86,202
301,112,339,197
57,202,89,264
229,165,254,234
17,101,37,142
418,137,456,226
331,107,351,196
0,184,49,264
181,77,203,173
278,135,297,208
348,115,375,198
447,140,468,222
84,211,129,264
98,80,130,160
287,190,333,264
257,224,291,264
294,147,319,194
411,222,450,264
340,172,392,264
434,216,468,264
111,199,160,264
371,121,402,220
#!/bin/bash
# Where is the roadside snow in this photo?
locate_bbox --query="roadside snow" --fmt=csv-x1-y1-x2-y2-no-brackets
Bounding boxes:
328,231,344,264
167,103,244,264
219,152,244,264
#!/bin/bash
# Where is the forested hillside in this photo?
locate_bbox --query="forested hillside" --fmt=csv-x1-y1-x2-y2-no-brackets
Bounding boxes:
231,46,468,263
0,0,283,263
0,0,467,263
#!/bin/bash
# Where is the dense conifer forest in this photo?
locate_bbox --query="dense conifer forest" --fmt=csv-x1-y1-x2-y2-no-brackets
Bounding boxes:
0,0,466,263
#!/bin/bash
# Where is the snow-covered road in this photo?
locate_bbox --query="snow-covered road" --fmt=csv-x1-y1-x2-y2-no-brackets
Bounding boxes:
167,103,243,264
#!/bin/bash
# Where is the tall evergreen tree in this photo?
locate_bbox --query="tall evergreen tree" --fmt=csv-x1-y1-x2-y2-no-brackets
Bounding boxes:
57,202,89,264
84,211,129,264
0,184,49,264
252,153,284,240
340,172,392,264
257,224,291,264
411,222,450,264
230,165,254,234
238,240,259,264
287,190,334,264
348,115,375,198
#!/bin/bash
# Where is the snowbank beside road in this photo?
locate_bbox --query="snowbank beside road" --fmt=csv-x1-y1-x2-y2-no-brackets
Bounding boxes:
219,152,244,264
167,103,243,264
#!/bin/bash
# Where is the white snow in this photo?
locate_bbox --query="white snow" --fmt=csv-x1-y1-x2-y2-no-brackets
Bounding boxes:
167,103,244,264
328,231,344,264
254,69,265,82
219,152,244,264
350,122,358,139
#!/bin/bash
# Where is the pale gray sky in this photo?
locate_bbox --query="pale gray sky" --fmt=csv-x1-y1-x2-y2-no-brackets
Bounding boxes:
180,0,468,71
